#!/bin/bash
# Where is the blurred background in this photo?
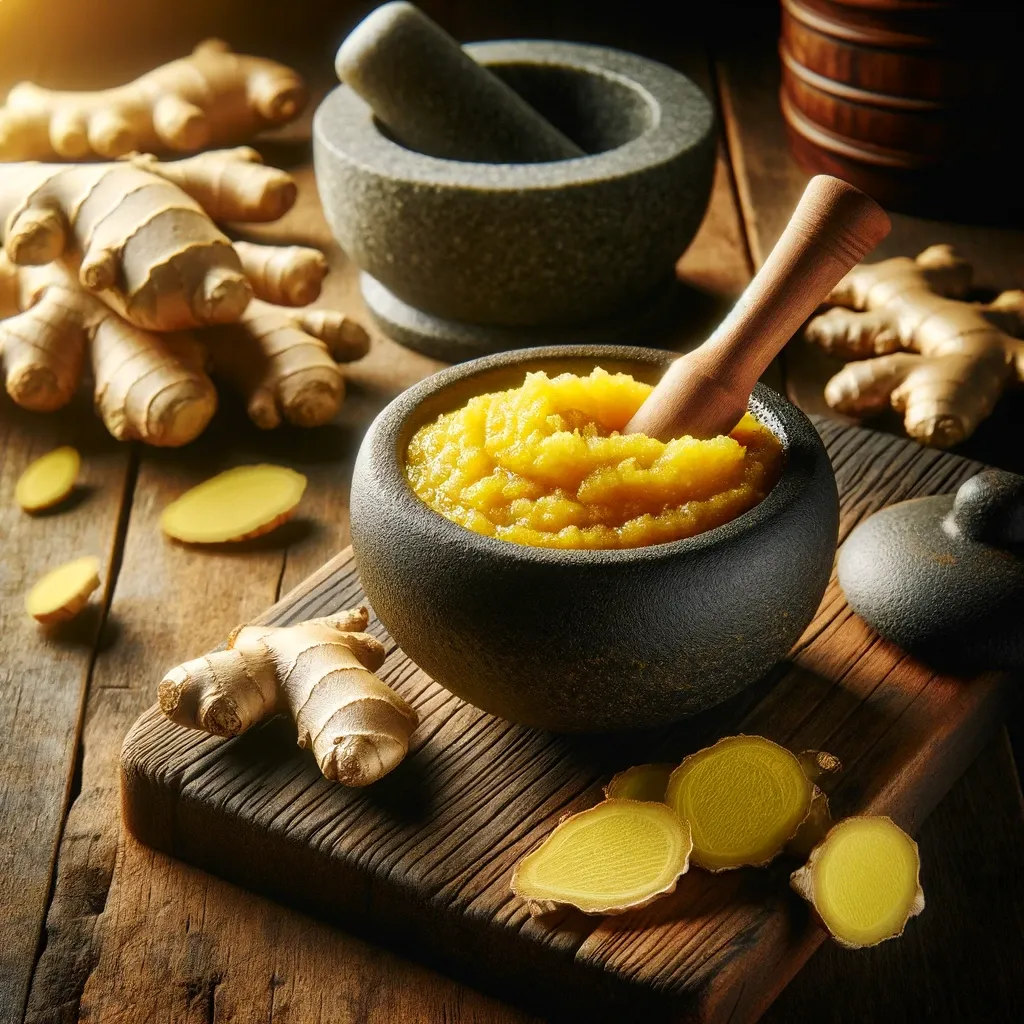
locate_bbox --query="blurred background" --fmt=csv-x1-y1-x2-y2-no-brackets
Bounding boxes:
0,0,777,83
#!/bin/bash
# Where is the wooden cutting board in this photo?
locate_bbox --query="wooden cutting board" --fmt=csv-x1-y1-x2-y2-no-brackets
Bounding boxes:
120,419,1016,1023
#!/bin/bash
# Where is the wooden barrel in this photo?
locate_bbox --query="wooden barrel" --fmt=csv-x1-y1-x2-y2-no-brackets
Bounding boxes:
779,0,1019,218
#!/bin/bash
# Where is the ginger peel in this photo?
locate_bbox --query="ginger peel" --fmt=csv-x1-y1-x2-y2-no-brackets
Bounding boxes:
1,257,218,446
204,301,370,430
159,607,419,786
604,763,674,803
806,244,1024,447
0,149,319,332
160,465,307,544
1,253,369,446
0,40,306,161
791,815,924,949
26,555,101,624
511,799,693,915
15,445,80,512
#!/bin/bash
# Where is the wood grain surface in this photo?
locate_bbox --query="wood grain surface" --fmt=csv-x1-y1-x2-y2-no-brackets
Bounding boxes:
120,419,1016,1023
2,8,1023,1024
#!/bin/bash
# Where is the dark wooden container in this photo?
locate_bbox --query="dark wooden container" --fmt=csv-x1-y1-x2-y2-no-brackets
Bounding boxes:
779,0,1019,218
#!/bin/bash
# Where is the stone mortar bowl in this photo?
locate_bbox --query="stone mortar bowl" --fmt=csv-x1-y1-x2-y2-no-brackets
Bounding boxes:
350,345,839,733
314,41,716,359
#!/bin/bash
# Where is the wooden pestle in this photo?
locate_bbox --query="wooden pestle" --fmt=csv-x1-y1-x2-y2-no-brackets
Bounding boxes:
625,175,891,441
335,1,584,163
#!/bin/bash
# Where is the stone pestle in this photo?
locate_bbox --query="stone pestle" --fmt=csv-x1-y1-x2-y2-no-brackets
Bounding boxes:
334,1,585,163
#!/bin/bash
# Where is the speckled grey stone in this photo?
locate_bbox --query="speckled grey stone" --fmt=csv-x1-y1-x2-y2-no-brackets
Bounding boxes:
838,469,1024,672
334,2,583,163
349,345,839,733
360,271,680,362
314,41,715,356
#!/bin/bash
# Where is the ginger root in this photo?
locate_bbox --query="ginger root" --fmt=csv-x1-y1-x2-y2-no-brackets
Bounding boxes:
159,607,419,785
511,799,693,915
604,763,674,803
806,244,1024,447
1,254,368,445
0,148,321,331
204,300,370,429
26,555,101,623
0,40,306,161
790,815,924,948
15,445,80,512
1,257,218,445
665,735,827,871
160,464,307,543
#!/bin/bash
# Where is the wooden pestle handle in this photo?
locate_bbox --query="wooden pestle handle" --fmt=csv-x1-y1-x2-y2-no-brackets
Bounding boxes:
625,175,891,440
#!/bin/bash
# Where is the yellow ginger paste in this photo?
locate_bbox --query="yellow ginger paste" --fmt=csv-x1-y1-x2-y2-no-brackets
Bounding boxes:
405,368,784,550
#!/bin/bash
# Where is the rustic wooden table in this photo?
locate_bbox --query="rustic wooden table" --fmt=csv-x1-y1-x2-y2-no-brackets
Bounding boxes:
2,10,1022,1024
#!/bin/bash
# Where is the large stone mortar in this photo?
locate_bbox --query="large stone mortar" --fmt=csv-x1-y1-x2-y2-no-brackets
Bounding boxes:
350,345,840,732
314,41,716,359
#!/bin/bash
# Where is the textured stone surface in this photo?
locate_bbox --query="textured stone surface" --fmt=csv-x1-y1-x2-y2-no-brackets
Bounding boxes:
334,2,583,163
360,271,680,361
314,41,715,345
350,345,839,732
839,469,1024,672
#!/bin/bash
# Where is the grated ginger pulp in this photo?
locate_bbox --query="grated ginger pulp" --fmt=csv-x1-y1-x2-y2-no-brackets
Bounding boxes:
405,368,783,550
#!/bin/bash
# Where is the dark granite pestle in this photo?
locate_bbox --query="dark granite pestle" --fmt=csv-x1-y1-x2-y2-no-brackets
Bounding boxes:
334,1,584,163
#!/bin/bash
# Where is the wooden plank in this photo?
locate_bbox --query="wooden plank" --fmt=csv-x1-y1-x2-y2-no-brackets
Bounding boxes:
119,421,1018,1023
0,397,133,1024
23,36,753,1021
714,16,1024,475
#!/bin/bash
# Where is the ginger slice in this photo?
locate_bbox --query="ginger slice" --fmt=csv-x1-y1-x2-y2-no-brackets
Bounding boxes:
26,555,101,623
15,445,80,512
160,464,306,543
790,815,925,948
604,763,674,802
511,799,692,915
666,735,815,871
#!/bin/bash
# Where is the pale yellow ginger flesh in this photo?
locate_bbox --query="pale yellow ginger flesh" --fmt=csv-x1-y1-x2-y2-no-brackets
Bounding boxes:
665,735,815,871
26,555,101,624
790,816,925,948
0,149,320,333
15,446,80,512
604,763,675,803
160,465,307,543
159,607,419,785
511,799,693,915
406,368,783,550
0,39,307,161
805,244,1024,448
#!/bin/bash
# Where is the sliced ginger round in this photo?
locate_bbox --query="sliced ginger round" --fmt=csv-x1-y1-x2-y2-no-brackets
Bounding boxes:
26,555,101,624
160,464,307,543
790,815,924,949
15,446,80,512
666,735,814,871
604,763,675,803
511,799,692,915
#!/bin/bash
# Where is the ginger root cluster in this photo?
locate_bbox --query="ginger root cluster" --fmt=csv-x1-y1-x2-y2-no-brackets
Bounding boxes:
1,41,371,447
806,244,1024,448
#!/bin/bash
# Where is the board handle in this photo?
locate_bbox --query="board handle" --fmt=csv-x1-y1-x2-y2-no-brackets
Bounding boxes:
625,175,891,441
